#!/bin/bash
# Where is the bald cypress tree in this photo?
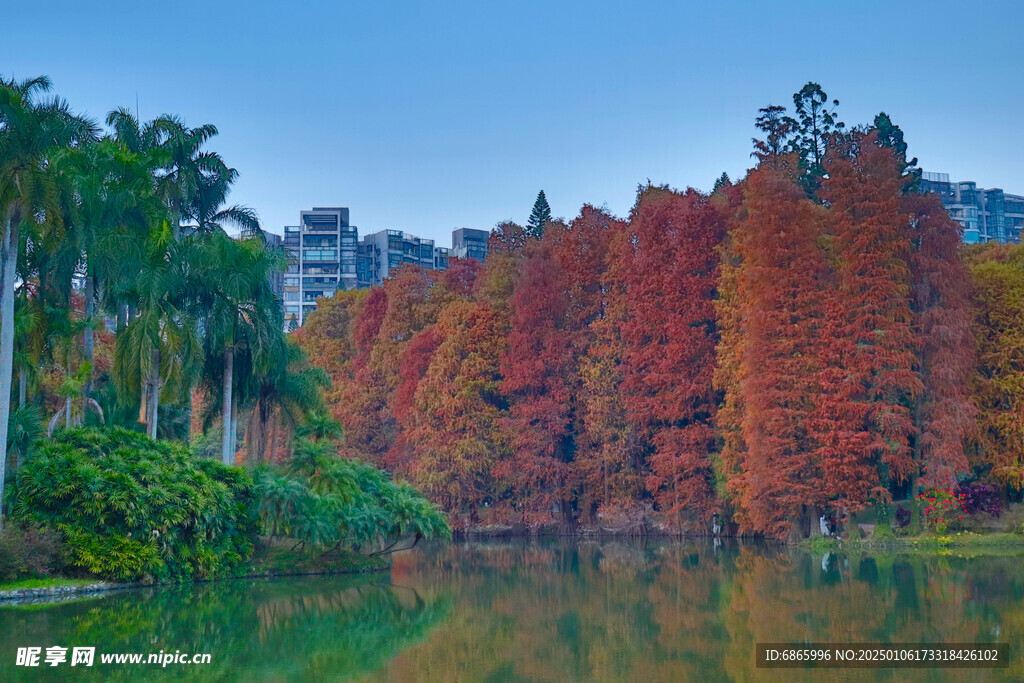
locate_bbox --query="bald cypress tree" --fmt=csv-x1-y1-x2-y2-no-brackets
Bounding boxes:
527,190,552,239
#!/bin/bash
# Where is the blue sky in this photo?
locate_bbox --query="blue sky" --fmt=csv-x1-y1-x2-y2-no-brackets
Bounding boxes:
5,1,1023,244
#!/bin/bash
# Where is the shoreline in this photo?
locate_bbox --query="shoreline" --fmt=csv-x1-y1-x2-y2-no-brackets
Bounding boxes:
455,525,1024,550
800,531,1024,553
0,553,391,607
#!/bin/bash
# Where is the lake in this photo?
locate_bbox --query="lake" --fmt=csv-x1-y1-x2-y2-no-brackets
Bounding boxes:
1,539,1020,681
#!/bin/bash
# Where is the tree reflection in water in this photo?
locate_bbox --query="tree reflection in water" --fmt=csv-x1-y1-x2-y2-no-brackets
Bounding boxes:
0,574,450,681
3,541,1020,682
378,540,1022,682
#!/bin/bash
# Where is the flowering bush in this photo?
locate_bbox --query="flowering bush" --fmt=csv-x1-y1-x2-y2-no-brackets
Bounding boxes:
960,483,1002,518
917,489,967,533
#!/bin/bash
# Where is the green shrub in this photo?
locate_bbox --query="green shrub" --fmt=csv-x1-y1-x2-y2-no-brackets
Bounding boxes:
0,524,65,583
9,427,258,582
253,438,450,554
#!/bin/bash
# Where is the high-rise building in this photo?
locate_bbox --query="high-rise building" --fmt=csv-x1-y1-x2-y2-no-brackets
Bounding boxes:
451,228,490,261
282,207,358,330
360,229,437,286
920,172,1023,245
281,213,491,328
433,246,450,272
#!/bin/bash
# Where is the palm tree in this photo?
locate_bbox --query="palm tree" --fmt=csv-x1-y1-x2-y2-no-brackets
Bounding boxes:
113,223,203,438
243,340,330,464
198,230,284,463
0,74,97,527
57,138,157,418
297,410,344,444
107,110,257,239
182,159,260,237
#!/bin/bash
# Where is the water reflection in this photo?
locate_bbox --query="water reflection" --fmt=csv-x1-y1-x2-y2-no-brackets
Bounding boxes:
375,540,1022,682
0,574,450,681
2,541,1021,681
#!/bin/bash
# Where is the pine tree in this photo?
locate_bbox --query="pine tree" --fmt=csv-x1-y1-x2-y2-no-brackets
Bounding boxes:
527,190,552,239
752,105,795,166
784,82,844,195
712,172,733,194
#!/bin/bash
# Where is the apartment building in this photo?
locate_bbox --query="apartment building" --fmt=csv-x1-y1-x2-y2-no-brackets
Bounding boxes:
451,228,490,261
282,207,359,330
360,229,438,286
920,172,1024,245
279,210,489,328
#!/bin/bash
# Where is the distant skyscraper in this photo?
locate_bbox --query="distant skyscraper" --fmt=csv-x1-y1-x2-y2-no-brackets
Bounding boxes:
920,172,1023,245
360,229,438,286
282,212,491,328
451,228,490,261
282,207,358,330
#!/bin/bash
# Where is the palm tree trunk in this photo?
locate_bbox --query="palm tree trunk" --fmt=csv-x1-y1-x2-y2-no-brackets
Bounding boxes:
221,347,234,464
248,401,271,465
148,350,159,439
82,256,95,422
230,390,239,461
268,411,279,464
138,383,149,425
189,387,205,444
0,216,20,530
18,368,26,407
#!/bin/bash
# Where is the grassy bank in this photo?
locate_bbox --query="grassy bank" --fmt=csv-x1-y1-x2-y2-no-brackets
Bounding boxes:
0,543,392,608
802,531,1024,554
0,577,97,592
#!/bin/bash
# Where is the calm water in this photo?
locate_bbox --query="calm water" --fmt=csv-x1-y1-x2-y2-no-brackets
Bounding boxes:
1,540,1021,682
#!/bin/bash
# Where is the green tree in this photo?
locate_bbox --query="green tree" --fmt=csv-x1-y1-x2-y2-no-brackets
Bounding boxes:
197,230,284,464
784,82,844,192
874,112,920,189
57,139,159,418
0,75,97,528
113,223,204,439
243,340,329,464
752,104,795,166
527,190,552,239
106,110,257,238
712,172,733,194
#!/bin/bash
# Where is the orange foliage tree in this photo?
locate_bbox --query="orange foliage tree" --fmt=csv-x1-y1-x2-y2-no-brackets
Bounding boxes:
616,186,726,524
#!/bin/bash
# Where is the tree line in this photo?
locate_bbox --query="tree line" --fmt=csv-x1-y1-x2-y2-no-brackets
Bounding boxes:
0,74,451,571
0,75,331,528
296,83,1021,539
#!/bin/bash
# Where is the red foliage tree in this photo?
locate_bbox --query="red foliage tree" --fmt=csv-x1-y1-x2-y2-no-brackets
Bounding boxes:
616,186,726,523
387,325,444,473
498,238,577,524
905,192,976,489
556,207,639,516
731,163,830,539
816,133,921,513
406,300,509,519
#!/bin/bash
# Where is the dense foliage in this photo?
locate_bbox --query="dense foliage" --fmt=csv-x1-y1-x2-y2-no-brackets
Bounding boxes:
0,73,317,533
10,427,256,581
253,436,450,555
0,524,64,582
4,73,1023,544
294,83,1021,540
